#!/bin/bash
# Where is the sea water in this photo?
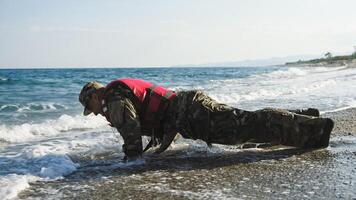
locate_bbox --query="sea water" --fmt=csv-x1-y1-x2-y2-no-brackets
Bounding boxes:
1,66,356,199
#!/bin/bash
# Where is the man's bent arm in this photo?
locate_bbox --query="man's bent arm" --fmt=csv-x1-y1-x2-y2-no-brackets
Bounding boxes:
108,98,143,159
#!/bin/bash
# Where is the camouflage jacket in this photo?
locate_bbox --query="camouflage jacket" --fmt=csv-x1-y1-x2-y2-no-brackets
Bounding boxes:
105,89,231,158
105,87,144,159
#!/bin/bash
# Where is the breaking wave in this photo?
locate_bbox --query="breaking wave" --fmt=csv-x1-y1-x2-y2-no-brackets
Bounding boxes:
321,99,356,114
0,77,9,81
310,66,348,72
0,114,109,143
209,79,337,104
254,67,307,79
0,102,67,113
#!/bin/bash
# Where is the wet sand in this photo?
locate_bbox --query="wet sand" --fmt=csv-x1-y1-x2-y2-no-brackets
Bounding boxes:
19,109,356,199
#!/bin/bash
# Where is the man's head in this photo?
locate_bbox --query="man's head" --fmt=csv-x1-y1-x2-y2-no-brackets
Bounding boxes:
79,81,104,116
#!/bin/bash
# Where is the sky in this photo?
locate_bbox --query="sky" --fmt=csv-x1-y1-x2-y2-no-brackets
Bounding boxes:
0,0,356,68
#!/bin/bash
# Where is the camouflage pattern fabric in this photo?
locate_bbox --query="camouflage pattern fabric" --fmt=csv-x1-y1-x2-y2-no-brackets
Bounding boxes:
104,90,334,159
106,94,143,158
165,90,333,148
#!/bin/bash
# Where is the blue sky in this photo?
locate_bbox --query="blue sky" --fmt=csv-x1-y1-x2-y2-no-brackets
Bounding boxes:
1,0,356,68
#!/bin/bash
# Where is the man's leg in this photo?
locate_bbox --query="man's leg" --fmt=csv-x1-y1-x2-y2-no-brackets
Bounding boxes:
174,91,333,148
232,108,333,148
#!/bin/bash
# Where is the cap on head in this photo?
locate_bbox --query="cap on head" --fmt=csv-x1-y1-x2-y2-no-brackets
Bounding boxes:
79,81,104,115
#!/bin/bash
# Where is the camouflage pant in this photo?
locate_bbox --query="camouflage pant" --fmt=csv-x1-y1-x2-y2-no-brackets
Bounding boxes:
165,90,333,148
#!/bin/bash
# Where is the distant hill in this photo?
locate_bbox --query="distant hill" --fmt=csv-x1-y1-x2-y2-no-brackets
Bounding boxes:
171,55,321,68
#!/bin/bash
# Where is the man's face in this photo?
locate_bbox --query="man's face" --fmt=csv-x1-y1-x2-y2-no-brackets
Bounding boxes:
86,93,102,116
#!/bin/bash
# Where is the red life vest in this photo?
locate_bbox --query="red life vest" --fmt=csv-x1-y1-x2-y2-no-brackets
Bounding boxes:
101,78,175,131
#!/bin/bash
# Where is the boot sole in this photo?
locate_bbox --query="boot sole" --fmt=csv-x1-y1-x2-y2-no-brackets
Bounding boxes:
319,118,334,148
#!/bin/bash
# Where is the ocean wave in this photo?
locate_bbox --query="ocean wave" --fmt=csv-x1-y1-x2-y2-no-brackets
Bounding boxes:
321,99,356,114
208,78,243,86
0,128,127,200
310,66,349,73
0,102,67,113
0,152,77,200
0,77,9,81
0,174,37,200
169,85,205,92
254,67,307,79
209,79,337,104
207,67,310,92
0,114,109,143
0,116,123,199
289,79,337,94
258,66,348,79
0,77,11,86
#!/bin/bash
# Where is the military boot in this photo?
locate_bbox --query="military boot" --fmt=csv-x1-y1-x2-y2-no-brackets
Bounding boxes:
282,117,334,148
301,118,334,148
290,108,320,117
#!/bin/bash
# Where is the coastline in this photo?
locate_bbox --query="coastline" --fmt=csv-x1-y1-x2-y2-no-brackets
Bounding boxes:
285,58,356,68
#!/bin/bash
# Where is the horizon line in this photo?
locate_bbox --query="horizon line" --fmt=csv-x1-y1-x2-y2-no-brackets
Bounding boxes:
0,65,279,70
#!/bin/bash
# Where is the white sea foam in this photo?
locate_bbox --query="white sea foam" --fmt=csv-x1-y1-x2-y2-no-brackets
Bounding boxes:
257,66,347,79
0,148,79,199
209,78,337,105
204,66,356,115
170,137,226,156
0,174,37,200
321,99,356,114
169,85,205,92
0,77,8,81
309,66,348,73
0,102,67,113
0,152,78,200
255,67,307,79
111,158,146,169
240,89,283,101
168,66,347,108
0,114,122,199
0,104,18,111
0,114,109,143
275,79,337,97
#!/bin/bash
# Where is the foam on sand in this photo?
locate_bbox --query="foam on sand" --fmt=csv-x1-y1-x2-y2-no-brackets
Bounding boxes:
0,113,124,199
321,99,356,114
0,153,77,200
0,174,37,200
0,148,78,200
0,127,122,199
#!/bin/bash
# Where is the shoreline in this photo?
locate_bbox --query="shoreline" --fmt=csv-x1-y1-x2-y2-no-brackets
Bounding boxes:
285,59,356,68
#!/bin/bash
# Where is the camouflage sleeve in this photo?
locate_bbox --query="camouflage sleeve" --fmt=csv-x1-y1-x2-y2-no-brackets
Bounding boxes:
107,97,143,159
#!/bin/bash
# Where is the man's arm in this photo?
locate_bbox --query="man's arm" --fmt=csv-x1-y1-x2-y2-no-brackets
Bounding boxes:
107,97,143,160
